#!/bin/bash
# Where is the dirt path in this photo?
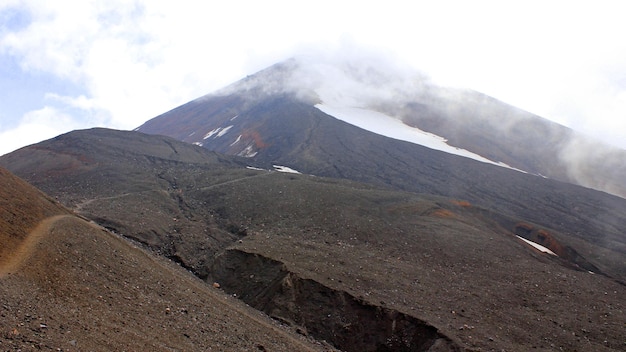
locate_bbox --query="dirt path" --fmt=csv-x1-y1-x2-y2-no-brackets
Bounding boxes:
73,172,273,212
0,215,70,278
73,190,169,212
197,170,273,191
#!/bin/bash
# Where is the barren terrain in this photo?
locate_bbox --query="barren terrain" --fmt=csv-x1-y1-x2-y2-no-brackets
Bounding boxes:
0,167,331,351
1,129,625,351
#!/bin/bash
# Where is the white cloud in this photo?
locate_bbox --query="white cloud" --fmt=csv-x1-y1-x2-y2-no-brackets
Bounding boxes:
1,0,626,152
0,106,87,156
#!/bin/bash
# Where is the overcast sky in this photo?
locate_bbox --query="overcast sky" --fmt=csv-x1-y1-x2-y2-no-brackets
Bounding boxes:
1,0,625,156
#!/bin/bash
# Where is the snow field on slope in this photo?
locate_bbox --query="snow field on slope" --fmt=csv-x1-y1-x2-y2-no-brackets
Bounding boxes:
315,104,524,172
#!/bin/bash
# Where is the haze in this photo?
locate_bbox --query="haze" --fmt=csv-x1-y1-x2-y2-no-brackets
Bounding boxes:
1,0,625,155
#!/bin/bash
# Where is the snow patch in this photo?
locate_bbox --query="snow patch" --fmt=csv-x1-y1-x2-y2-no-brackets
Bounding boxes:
246,166,266,171
273,165,301,174
203,125,234,139
315,103,525,173
230,134,242,146
516,236,557,256
230,115,239,121
193,142,203,147
237,145,258,158
203,128,220,139
217,125,233,137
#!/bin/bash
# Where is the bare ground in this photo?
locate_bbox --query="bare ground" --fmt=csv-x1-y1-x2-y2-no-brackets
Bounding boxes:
2,130,625,351
0,213,334,351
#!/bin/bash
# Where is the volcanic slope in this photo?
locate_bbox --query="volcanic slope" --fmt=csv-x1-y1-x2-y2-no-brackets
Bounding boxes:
0,128,257,279
0,167,331,351
136,64,626,284
2,129,625,351
137,57,626,199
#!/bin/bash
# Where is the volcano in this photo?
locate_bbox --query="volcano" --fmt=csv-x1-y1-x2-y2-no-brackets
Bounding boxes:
133,57,626,284
2,57,626,351
137,57,626,199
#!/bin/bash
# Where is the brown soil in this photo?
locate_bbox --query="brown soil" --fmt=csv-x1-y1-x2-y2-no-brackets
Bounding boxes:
0,214,332,352
0,215,68,278
0,169,333,351
0,167,69,267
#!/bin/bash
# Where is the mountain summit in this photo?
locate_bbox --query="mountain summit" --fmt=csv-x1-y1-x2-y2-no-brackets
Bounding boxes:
133,55,626,284
138,56,626,198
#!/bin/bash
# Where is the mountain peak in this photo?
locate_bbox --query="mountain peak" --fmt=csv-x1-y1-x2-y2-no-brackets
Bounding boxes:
138,57,626,199
211,55,431,107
